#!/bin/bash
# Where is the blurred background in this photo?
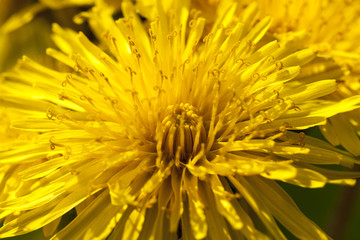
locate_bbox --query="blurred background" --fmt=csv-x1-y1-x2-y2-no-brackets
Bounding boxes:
0,0,94,72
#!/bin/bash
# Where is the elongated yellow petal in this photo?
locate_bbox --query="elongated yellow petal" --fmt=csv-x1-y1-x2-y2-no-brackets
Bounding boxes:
247,177,329,240
52,191,125,240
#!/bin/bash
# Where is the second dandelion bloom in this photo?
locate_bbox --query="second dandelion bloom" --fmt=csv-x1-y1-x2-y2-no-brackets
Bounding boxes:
1,0,360,239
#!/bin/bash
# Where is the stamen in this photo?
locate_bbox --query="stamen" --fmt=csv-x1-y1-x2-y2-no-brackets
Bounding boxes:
46,107,56,120
157,103,206,165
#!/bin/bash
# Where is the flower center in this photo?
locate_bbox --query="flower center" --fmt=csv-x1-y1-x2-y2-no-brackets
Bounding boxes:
160,103,206,164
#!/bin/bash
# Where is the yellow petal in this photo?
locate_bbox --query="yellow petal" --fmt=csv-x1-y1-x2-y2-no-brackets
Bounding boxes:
328,114,360,156
183,172,207,239
247,177,329,240
208,175,242,230
52,191,125,240
319,120,340,146
229,176,287,240
169,167,183,232
281,79,337,103
43,217,61,238
281,168,327,188
0,3,46,33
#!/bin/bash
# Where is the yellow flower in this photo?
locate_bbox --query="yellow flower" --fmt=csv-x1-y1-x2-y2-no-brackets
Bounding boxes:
1,0,360,239
250,0,360,59
240,0,360,156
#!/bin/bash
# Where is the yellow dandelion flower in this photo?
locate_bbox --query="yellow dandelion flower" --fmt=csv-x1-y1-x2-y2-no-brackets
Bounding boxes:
238,0,360,156
250,0,360,59
1,1,360,239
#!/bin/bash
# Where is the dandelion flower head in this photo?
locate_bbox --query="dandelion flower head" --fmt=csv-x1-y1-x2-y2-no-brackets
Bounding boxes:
1,1,360,239
238,0,360,156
